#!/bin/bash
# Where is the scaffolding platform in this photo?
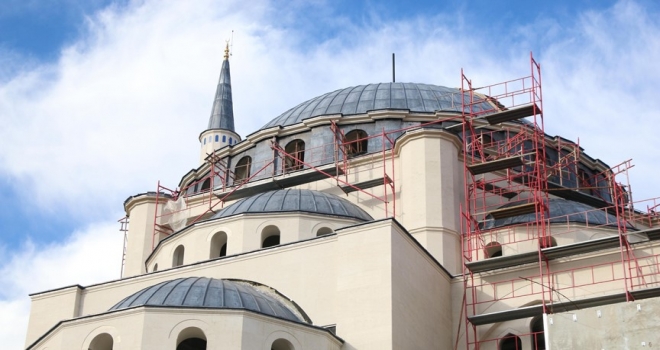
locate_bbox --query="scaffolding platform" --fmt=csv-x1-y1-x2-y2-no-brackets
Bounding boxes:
547,180,611,208
468,286,660,325
467,153,533,175
216,164,344,202
510,175,612,209
340,175,392,194
476,181,519,199
484,103,541,125
466,227,660,273
486,201,538,220
466,235,629,273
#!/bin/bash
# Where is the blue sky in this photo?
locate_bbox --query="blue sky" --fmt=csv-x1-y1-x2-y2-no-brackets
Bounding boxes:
2,0,660,347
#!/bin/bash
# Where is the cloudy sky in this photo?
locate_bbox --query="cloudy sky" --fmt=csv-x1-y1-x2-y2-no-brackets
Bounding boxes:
2,0,660,347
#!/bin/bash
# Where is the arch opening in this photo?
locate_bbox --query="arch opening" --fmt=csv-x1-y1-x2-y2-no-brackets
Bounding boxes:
271,338,295,350
499,333,522,350
531,316,546,350
172,245,185,267
89,333,113,350
284,139,305,172
262,225,281,248
539,236,557,249
316,227,333,236
176,327,207,350
152,263,158,272
484,241,502,258
344,129,368,158
210,231,228,258
234,156,252,182
200,178,211,192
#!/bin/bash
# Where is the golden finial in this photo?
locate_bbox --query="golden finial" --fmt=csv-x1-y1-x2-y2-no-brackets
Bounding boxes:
224,40,230,60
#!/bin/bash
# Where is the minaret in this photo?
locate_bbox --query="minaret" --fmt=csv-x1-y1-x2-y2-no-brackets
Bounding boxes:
199,42,241,164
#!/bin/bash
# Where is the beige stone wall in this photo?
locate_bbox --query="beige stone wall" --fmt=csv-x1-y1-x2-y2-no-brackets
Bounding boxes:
547,298,660,349
27,220,453,349
391,222,454,349
25,286,82,348
398,129,463,274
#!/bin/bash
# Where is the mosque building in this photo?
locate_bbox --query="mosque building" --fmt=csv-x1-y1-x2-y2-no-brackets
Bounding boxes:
24,45,660,349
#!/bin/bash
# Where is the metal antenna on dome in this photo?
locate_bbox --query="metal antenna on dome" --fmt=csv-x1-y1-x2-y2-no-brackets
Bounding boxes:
392,53,396,82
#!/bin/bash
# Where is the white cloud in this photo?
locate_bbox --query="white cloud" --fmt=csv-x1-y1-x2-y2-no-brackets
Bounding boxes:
542,0,660,200
0,221,123,349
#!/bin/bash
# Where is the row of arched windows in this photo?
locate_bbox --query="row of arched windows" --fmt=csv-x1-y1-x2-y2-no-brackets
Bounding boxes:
194,130,370,192
483,237,557,259
280,130,368,172
160,226,334,270
87,327,296,350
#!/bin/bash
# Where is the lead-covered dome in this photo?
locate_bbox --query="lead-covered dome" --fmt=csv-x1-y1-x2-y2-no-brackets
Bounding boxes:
212,189,373,221
109,277,310,323
261,83,496,130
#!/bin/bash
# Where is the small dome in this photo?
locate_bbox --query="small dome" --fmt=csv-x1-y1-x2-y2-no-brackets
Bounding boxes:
481,198,628,230
212,189,373,221
109,277,310,323
260,83,495,131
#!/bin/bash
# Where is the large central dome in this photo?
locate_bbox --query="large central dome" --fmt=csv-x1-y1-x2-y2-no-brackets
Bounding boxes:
261,82,495,130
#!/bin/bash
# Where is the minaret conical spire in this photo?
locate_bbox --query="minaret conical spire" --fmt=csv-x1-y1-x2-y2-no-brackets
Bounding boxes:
207,42,234,131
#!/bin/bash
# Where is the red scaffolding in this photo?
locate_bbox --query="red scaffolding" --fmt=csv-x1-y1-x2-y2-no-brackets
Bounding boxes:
457,54,655,349
459,53,551,349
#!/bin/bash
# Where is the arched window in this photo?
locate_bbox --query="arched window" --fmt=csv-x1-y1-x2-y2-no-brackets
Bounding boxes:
152,263,158,272
215,135,219,142
234,156,252,182
210,231,228,258
577,168,594,194
271,338,294,350
173,245,185,267
262,225,281,248
539,236,557,249
222,135,226,142
89,333,113,350
499,333,522,350
531,316,546,350
481,133,493,147
200,178,211,192
344,130,368,158
284,139,305,172
484,241,502,258
316,227,333,236
177,327,207,350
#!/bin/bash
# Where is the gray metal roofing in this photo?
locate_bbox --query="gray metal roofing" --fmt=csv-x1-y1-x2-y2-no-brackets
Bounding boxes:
207,59,235,131
481,198,626,230
109,277,308,323
260,83,495,130
211,189,373,221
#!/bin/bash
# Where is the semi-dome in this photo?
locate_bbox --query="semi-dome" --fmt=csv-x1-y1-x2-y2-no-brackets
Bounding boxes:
109,277,310,323
481,198,628,230
212,188,373,221
261,83,496,130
